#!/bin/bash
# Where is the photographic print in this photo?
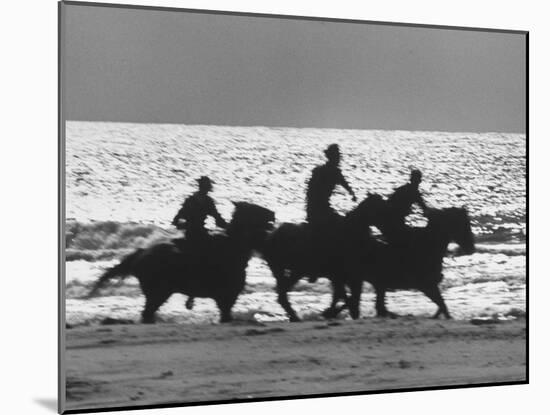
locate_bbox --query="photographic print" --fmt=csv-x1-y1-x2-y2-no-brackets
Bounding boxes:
59,1,527,413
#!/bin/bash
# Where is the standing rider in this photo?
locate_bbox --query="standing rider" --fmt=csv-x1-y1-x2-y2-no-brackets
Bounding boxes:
385,169,429,243
306,144,357,227
172,176,227,242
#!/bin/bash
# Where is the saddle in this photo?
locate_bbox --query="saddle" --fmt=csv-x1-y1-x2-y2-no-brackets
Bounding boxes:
172,231,215,262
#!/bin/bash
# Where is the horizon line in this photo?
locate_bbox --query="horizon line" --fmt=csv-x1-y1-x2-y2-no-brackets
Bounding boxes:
64,119,526,136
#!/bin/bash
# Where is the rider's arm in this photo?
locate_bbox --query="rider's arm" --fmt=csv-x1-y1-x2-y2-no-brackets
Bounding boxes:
172,198,191,226
207,198,228,228
171,206,184,226
337,169,357,201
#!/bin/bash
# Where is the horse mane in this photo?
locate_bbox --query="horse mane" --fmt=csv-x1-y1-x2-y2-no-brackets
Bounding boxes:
231,201,274,218
228,201,275,232
345,193,385,225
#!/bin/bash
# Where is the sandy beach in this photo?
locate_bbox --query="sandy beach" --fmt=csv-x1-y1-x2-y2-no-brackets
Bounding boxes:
64,317,526,411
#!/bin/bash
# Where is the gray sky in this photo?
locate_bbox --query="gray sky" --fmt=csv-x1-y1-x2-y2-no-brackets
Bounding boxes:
62,4,526,133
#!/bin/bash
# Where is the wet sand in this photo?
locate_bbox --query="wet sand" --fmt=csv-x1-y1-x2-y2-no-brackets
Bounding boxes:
64,318,526,411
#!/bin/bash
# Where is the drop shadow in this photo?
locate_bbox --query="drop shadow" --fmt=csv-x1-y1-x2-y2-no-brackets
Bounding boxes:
34,398,57,413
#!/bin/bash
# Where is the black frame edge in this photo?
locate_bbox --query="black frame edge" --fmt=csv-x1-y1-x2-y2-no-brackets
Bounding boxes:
58,1,67,413
63,380,528,414
524,30,529,384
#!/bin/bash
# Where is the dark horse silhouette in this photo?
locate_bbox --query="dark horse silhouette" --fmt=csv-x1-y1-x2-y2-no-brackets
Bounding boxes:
261,194,386,322
325,206,476,319
87,202,275,323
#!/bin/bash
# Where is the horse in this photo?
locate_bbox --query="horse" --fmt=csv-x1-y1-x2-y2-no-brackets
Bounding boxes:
326,206,476,319
87,202,275,323
261,194,386,322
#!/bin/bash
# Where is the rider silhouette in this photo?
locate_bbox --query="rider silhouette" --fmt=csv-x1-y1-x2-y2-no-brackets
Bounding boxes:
385,169,429,243
306,144,357,226
172,176,227,311
305,144,356,282
172,176,227,241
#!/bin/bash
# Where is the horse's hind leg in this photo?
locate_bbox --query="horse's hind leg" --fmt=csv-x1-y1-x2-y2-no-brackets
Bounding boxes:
274,270,301,322
141,289,172,324
422,284,451,319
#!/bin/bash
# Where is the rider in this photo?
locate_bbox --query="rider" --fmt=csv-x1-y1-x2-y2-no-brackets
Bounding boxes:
306,144,357,227
172,176,227,241
385,169,429,243
305,144,357,282
172,176,227,310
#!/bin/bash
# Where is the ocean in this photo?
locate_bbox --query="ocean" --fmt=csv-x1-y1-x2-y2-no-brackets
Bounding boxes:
65,121,526,325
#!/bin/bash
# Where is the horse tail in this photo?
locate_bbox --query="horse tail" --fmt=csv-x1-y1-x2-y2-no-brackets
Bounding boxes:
86,249,144,298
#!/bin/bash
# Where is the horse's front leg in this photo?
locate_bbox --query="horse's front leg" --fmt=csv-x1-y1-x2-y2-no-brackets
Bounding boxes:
216,295,237,323
214,290,240,323
374,285,397,318
375,285,388,317
347,278,364,320
323,279,348,319
185,296,195,310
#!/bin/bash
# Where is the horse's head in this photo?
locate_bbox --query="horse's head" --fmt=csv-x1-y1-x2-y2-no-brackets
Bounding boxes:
347,193,387,227
427,207,475,255
229,201,276,245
